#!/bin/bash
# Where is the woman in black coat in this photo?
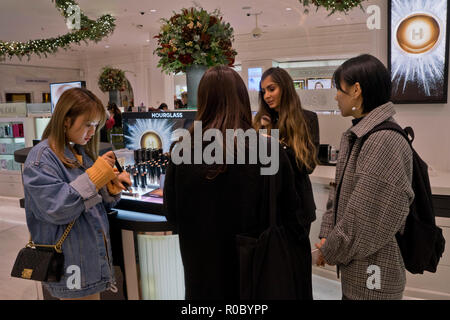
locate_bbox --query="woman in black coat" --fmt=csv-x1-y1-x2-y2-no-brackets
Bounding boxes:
254,67,318,299
163,66,305,300
254,67,318,234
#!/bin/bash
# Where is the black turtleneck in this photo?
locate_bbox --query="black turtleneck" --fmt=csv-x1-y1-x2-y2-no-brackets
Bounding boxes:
352,116,364,126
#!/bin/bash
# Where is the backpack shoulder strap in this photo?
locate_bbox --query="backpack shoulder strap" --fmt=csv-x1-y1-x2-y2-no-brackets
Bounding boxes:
362,121,414,146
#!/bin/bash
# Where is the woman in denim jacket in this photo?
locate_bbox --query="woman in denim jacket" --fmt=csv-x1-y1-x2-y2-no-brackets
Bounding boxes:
23,88,131,300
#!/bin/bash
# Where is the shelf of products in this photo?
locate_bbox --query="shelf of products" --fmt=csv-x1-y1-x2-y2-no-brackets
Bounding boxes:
0,121,25,171
115,111,196,214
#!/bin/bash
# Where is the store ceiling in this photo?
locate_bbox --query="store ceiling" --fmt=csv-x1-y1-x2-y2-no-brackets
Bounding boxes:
0,0,370,54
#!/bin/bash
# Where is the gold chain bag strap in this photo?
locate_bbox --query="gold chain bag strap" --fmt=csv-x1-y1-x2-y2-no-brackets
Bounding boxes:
11,221,75,282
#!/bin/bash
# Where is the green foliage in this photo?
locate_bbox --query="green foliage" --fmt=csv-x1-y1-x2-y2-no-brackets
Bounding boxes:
98,66,128,92
0,0,115,60
299,0,366,15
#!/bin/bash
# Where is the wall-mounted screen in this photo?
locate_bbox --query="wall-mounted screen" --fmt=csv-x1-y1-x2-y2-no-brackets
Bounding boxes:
50,81,86,112
120,111,196,205
389,0,450,103
248,67,262,91
307,78,332,90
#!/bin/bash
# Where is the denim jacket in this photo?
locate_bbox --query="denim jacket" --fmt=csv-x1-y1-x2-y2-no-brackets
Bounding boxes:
23,139,120,298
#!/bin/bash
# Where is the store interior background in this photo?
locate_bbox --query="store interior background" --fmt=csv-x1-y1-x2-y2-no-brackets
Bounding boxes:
0,0,449,299
1,0,449,173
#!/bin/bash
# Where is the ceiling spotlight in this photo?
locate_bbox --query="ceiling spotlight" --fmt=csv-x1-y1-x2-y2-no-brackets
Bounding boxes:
150,9,157,13
146,39,150,42
105,45,110,48
286,7,292,11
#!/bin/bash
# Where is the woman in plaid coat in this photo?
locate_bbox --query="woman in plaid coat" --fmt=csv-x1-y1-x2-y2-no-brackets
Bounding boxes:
316,54,414,300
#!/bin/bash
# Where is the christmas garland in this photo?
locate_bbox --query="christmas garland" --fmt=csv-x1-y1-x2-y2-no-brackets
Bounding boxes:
299,0,366,14
0,0,116,60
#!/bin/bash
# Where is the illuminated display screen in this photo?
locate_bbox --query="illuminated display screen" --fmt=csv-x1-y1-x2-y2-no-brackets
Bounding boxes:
120,111,196,204
248,67,262,91
307,78,332,90
389,0,449,103
50,81,86,113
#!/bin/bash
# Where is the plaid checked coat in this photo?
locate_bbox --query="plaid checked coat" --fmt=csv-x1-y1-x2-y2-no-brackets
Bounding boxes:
319,102,414,300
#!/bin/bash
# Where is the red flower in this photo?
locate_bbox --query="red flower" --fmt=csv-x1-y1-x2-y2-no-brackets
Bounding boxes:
179,54,193,65
170,14,181,23
209,16,218,27
200,33,211,44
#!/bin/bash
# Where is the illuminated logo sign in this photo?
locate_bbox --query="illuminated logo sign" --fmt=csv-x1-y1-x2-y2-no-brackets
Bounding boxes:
396,13,441,54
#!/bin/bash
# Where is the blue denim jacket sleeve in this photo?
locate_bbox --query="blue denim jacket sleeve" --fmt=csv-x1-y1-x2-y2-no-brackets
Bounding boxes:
23,157,102,225
99,186,121,211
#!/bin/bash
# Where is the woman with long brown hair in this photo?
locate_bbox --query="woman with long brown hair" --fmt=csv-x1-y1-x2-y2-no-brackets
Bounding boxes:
23,87,130,299
163,66,303,299
254,67,318,299
254,67,318,230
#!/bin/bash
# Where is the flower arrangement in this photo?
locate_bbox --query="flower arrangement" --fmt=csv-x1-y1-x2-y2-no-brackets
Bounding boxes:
154,7,237,74
299,0,366,15
98,66,127,92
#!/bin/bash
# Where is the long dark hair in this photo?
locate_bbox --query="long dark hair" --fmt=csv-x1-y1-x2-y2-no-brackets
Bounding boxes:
253,67,317,171
193,66,252,134
184,66,253,178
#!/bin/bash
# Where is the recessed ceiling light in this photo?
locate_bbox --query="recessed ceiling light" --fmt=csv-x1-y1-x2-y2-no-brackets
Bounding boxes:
150,9,157,13
242,6,251,10
146,39,150,42
105,45,110,48
336,17,343,20
286,7,292,11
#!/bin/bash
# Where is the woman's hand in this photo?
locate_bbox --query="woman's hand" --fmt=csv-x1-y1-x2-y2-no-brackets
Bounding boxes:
111,171,132,191
314,238,327,267
100,151,115,168
261,115,271,127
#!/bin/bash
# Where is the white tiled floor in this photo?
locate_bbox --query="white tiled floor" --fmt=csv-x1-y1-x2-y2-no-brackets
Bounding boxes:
0,196,342,300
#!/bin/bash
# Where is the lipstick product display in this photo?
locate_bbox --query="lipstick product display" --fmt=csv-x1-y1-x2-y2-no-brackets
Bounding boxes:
124,148,170,197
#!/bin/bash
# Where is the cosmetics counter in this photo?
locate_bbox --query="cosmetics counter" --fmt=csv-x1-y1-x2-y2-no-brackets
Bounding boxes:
105,111,196,300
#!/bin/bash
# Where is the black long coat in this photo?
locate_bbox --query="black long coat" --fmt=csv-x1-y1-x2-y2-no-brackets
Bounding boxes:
163,141,312,300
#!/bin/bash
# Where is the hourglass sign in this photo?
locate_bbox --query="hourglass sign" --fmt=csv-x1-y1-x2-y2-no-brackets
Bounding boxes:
389,0,449,103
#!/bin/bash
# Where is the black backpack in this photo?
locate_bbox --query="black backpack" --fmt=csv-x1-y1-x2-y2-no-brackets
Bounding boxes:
363,121,446,274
